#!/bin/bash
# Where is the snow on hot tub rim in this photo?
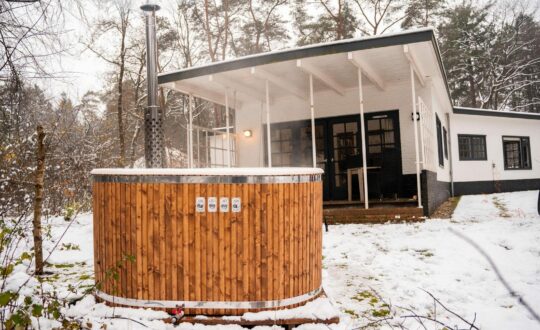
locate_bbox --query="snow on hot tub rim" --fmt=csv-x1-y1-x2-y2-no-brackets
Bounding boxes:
91,167,324,176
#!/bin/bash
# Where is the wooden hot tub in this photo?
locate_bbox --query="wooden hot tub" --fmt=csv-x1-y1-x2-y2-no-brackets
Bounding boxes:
91,167,323,315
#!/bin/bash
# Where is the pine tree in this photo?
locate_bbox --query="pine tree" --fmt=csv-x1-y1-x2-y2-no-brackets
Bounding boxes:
401,0,446,29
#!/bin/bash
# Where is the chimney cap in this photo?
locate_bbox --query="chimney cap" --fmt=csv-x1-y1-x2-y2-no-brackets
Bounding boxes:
140,3,160,11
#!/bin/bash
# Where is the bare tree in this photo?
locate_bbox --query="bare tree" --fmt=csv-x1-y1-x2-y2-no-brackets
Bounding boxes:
0,0,66,90
85,1,135,167
352,0,406,35
32,125,46,275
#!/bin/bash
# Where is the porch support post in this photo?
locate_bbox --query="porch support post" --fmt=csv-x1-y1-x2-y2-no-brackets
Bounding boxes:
410,64,422,208
357,68,369,209
309,74,317,168
225,89,231,167
265,79,272,167
188,93,194,168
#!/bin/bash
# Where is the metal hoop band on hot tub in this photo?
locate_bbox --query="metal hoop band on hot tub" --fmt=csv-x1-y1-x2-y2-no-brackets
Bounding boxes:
95,286,322,309
92,174,322,184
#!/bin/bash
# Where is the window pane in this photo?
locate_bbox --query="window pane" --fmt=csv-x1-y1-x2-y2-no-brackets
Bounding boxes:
458,136,471,160
281,128,292,140
346,122,357,132
381,118,393,130
384,131,395,144
504,141,520,169
282,141,292,153
367,119,380,131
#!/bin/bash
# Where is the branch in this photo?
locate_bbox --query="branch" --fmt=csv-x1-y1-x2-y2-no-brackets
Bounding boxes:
450,228,540,324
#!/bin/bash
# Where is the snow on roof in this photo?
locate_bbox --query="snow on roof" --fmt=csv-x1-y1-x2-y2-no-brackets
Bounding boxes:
453,106,540,119
91,167,324,176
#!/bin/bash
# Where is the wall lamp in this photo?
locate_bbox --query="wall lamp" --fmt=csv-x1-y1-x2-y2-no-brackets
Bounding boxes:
243,130,253,138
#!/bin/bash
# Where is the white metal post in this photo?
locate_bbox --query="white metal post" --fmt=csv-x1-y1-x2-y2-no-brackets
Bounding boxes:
265,79,272,167
188,93,194,168
196,126,200,167
225,90,231,167
418,98,426,168
357,68,369,209
410,64,422,208
309,74,317,168
205,130,209,166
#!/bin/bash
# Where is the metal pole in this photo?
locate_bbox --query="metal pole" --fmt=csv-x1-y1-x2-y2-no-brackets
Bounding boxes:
141,3,165,168
189,93,194,168
225,90,231,167
418,98,426,168
205,130,209,166
357,68,369,209
265,80,272,167
410,64,422,208
309,74,317,168
196,126,200,167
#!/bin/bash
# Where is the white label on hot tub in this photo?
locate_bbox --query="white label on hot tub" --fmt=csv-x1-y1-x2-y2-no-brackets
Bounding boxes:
208,197,217,212
231,197,241,213
195,197,205,212
219,197,229,212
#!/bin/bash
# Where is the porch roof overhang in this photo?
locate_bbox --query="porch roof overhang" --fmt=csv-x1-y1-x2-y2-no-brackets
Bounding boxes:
158,28,453,110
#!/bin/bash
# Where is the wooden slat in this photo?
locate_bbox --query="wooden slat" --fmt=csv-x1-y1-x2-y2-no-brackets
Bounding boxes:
182,184,189,301
93,179,324,316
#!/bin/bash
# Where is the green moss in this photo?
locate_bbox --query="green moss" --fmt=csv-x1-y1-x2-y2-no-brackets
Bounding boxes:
60,243,80,251
492,196,511,217
372,308,390,317
53,263,75,269
79,274,92,281
369,297,379,306
343,309,358,318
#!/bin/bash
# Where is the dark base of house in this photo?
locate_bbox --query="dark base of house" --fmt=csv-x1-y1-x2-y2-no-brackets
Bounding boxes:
421,170,451,217
454,178,540,195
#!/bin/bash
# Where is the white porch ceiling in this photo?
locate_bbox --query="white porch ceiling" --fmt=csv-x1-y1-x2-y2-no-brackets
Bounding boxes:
160,33,451,110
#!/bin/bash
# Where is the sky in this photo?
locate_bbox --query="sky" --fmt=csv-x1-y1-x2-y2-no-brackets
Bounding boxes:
30,0,540,104
36,0,194,103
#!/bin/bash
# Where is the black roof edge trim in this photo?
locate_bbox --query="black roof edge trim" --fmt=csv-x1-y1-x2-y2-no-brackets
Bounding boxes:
158,29,434,84
453,107,540,120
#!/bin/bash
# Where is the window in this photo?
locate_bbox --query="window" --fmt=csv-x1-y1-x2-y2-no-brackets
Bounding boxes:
443,127,448,160
458,134,487,160
436,115,444,166
270,127,293,166
503,136,531,170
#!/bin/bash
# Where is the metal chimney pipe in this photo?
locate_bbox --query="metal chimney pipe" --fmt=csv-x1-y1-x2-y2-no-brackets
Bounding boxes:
141,3,165,168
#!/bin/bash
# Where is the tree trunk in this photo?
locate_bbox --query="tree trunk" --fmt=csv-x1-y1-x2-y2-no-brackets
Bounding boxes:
116,59,126,167
33,125,46,275
116,17,128,167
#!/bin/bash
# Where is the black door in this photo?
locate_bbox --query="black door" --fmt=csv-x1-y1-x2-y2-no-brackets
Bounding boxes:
326,116,362,200
364,111,402,199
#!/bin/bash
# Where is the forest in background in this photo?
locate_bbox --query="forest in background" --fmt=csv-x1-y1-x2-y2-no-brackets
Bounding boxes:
1,0,539,218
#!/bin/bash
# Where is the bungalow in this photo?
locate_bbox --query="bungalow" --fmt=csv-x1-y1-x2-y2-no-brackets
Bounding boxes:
157,28,540,216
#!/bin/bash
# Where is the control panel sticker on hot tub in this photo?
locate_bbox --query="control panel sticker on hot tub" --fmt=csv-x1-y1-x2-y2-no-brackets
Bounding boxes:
195,197,205,212
220,197,229,212
232,198,241,213
208,197,217,212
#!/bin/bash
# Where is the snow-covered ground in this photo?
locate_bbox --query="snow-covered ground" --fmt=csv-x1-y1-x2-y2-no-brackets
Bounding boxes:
325,190,540,329
2,190,540,329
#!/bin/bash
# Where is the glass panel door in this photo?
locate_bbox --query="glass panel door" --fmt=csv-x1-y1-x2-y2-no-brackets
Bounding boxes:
327,117,361,200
